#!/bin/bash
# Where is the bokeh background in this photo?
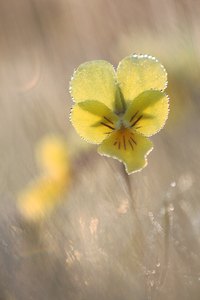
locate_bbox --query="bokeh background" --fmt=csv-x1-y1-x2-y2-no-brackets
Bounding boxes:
1,0,200,299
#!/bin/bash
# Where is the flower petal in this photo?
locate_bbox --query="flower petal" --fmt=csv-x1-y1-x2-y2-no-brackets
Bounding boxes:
18,177,66,221
124,90,169,137
36,135,70,180
98,129,153,174
70,100,118,144
117,54,167,102
70,60,117,109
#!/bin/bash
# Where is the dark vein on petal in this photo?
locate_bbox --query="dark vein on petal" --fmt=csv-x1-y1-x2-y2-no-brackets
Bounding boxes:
100,122,114,130
129,111,138,122
103,116,113,124
131,115,143,128
128,139,134,150
123,135,126,150
130,137,137,145
118,141,121,149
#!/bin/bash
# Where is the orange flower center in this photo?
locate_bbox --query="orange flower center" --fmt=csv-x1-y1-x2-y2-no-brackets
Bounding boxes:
112,128,137,151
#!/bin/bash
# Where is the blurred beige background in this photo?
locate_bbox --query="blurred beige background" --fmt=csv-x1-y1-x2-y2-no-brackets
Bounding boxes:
1,0,200,299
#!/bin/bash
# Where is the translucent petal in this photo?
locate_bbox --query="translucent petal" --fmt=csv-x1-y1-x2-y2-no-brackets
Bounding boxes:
70,60,117,109
70,100,118,144
117,54,167,102
98,129,153,174
123,90,169,137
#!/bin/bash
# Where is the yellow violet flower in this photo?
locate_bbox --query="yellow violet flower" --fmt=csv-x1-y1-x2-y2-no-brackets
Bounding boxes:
70,54,169,174
18,135,70,221
18,177,67,221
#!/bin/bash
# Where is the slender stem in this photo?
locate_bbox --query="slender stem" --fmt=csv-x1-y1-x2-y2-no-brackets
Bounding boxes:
121,165,171,299
121,165,145,254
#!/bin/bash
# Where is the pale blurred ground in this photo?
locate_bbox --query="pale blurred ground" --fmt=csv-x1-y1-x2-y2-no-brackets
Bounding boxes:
1,0,200,299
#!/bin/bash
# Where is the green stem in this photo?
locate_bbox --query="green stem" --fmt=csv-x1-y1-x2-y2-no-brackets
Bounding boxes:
121,165,145,250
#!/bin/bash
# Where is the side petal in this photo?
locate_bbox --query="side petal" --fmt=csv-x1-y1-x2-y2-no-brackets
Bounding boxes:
123,90,169,137
70,60,117,109
117,54,167,102
98,129,153,174
70,100,118,144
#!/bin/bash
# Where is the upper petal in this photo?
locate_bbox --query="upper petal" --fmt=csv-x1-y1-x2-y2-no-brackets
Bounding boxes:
123,90,169,137
117,54,167,102
98,129,153,174
70,100,118,144
70,60,117,109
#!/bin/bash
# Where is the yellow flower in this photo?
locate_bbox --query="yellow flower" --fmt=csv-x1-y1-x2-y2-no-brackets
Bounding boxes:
70,54,169,174
18,135,70,221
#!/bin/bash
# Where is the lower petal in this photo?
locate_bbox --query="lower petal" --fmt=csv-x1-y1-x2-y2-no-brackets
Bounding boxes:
98,129,153,174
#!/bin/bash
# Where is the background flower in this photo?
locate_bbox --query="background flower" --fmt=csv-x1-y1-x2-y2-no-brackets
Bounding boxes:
18,135,70,221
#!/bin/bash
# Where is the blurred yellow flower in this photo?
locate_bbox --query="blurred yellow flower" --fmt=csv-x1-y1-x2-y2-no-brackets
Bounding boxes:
70,54,169,174
18,136,70,221
36,136,70,180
